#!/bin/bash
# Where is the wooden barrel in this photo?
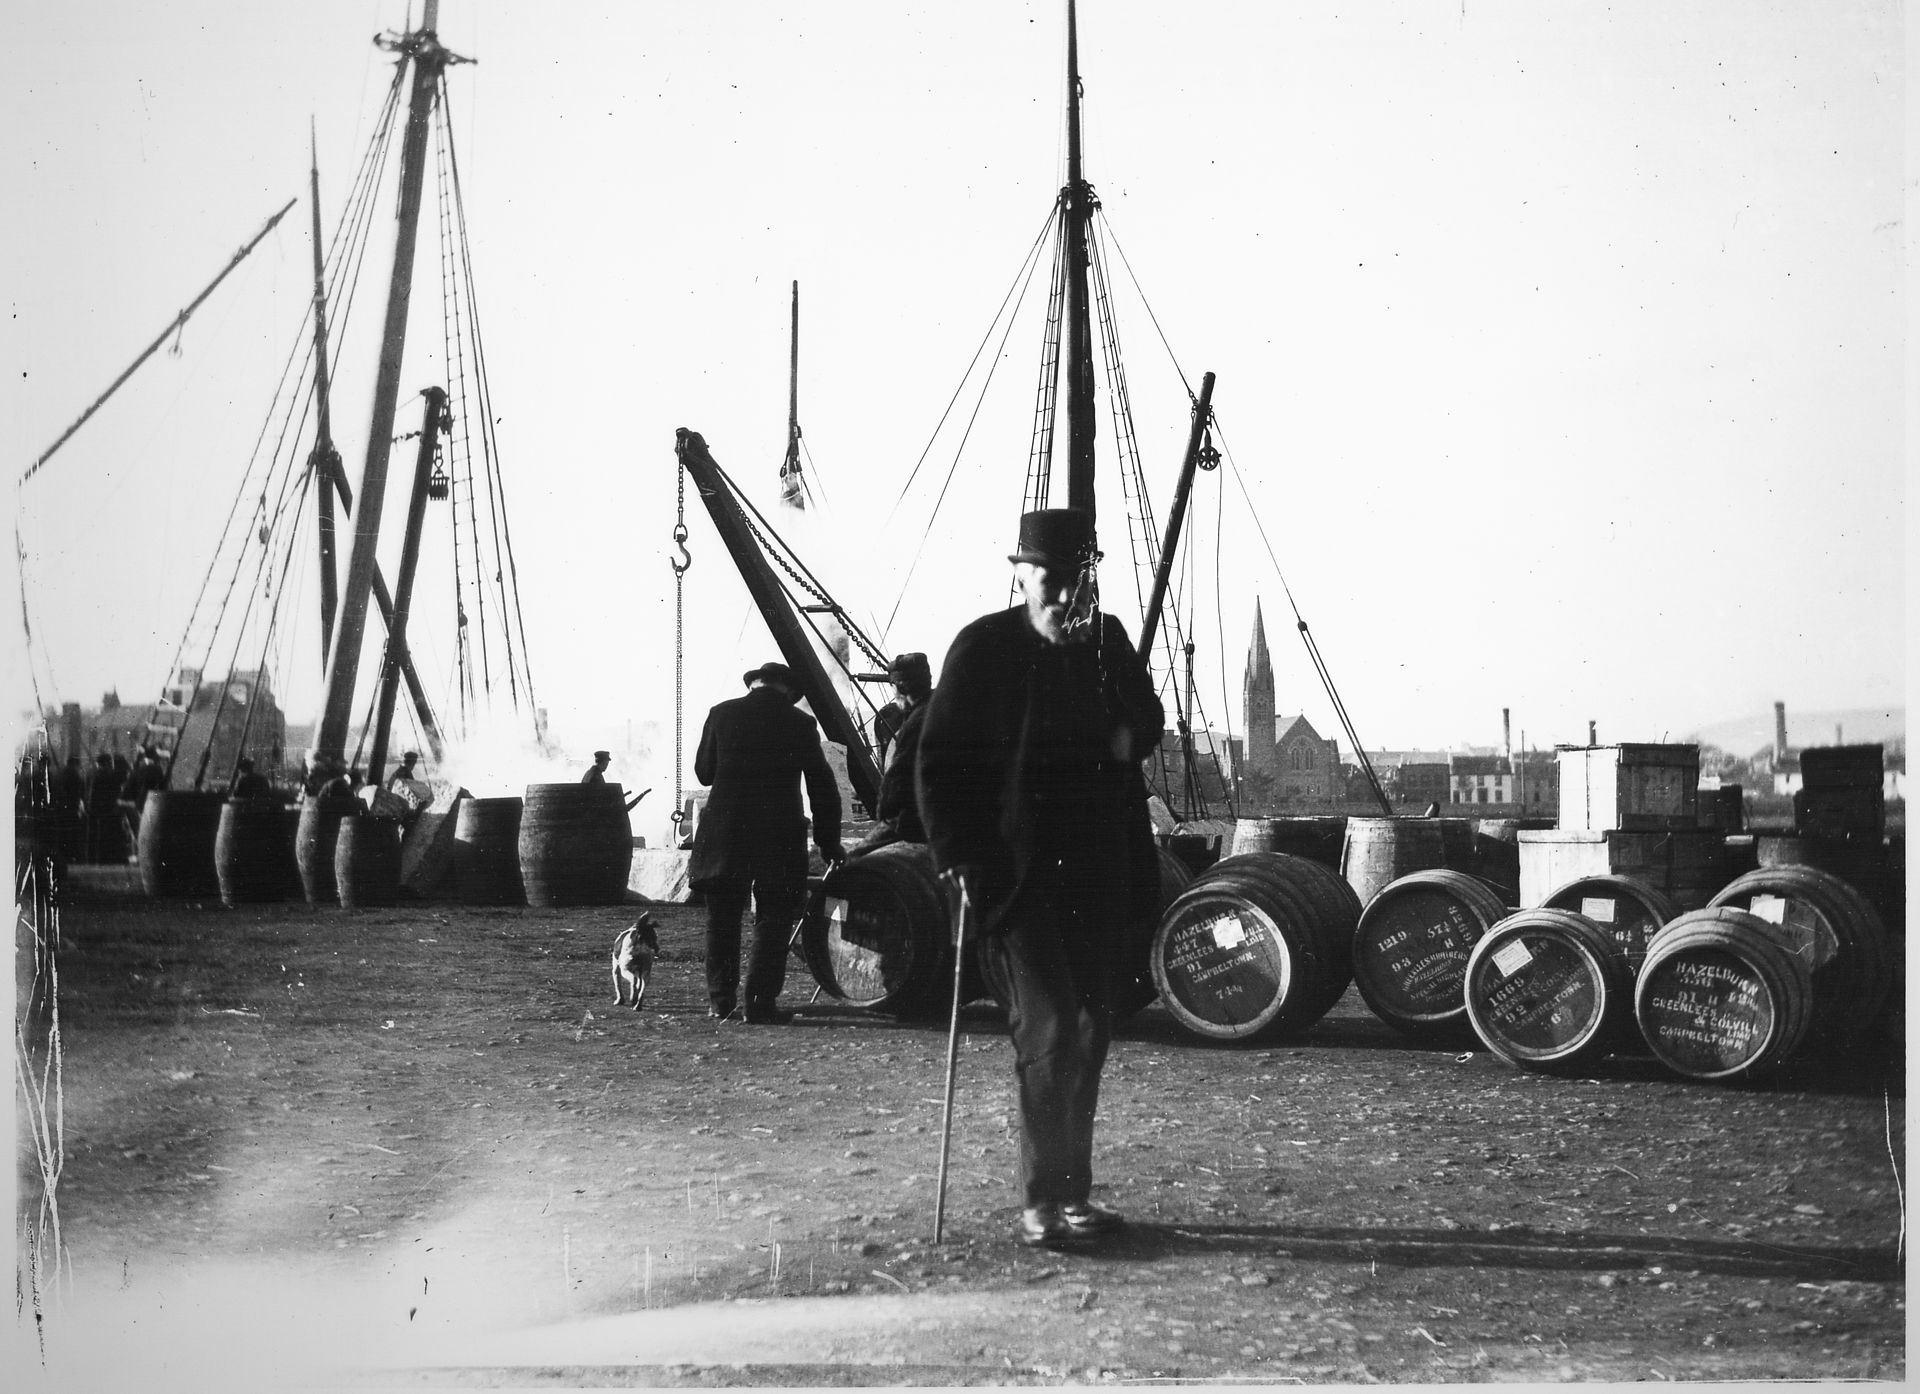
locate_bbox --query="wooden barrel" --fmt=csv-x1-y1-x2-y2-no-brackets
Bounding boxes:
1435,817,1475,874
1112,847,1198,1021
518,783,632,907
1351,869,1509,1038
452,796,525,905
1340,816,1446,910
1707,864,1891,1051
1539,874,1678,974
1464,908,1635,1072
335,813,403,909
1635,907,1814,1081
295,798,356,905
802,841,952,1018
214,799,296,906
1755,834,1885,897
1229,816,1347,869
1149,852,1362,1044
1466,818,1539,905
135,790,225,898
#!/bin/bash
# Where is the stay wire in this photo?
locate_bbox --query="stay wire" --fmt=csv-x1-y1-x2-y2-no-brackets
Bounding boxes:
435,94,488,717
886,202,1059,520
149,67,399,770
703,451,891,683
1215,426,1390,811
1098,214,1193,403
443,80,539,727
882,210,1057,642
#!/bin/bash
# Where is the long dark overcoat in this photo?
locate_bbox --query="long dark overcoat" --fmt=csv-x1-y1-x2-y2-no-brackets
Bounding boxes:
915,607,1163,935
688,686,842,890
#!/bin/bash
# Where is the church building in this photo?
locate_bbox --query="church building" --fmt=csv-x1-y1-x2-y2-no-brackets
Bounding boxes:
1240,600,1341,804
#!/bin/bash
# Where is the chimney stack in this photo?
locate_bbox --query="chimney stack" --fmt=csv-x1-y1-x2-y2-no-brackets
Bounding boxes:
1587,719,1597,746
1774,701,1787,762
1502,708,1512,765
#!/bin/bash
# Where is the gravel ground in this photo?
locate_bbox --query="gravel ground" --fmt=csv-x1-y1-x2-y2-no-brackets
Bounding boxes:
11,871,1906,1388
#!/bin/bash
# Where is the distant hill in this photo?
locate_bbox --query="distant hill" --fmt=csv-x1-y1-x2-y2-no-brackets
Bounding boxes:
1683,706,1906,759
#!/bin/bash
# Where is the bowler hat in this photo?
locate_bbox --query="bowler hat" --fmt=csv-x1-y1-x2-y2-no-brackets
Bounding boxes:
1007,508,1094,568
742,662,799,696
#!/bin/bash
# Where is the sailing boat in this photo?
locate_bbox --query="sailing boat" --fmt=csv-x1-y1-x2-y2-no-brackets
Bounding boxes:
16,2,544,900
675,0,1234,821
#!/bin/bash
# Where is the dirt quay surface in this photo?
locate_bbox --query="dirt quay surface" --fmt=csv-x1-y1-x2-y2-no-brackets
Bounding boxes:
12,871,1907,1388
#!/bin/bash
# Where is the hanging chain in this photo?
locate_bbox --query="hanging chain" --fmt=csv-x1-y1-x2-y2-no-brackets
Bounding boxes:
670,458,693,840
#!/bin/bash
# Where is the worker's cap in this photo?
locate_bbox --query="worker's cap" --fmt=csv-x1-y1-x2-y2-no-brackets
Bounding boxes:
886,652,932,688
741,662,800,699
1008,508,1095,568
593,750,611,761
401,751,419,762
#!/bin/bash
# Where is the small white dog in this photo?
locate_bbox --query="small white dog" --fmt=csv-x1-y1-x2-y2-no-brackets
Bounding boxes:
611,913,660,1011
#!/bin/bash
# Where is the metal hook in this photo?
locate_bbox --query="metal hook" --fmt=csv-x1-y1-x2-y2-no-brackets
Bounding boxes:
670,522,692,576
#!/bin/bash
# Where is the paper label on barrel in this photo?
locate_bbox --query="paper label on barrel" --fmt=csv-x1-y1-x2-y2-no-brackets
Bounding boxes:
826,896,848,928
1580,896,1617,923
1492,939,1534,977
1749,895,1786,924
1209,914,1248,950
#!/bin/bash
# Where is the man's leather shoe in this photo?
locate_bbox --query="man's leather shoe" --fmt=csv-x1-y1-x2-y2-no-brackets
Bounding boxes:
744,1005,794,1025
1017,1205,1074,1248
1062,1201,1126,1237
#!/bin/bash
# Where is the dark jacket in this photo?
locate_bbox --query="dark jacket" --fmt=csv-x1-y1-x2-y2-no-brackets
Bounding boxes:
873,702,929,843
916,606,1164,934
688,686,843,888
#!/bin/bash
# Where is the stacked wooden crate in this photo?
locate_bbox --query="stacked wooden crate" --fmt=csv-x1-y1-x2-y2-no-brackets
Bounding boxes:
1518,744,1726,910
1760,743,1898,926
1794,744,1886,844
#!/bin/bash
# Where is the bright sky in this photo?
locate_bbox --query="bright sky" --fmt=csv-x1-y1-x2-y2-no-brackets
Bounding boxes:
4,0,1906,821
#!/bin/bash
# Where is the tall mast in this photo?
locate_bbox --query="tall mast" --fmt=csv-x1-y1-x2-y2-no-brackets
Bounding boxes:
307,121,342,667
367,387,448,782
778,280,804,509
1061,0,1097,526
311,0,459,769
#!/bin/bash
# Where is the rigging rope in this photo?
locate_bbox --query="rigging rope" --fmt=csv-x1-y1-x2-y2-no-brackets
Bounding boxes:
704,452,891,681
440,82,540,731
1212,423,1391,813
881,206,1059,641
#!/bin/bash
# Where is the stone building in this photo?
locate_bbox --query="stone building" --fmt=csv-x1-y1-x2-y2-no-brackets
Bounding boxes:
47,668,290,791
1240,601,1340,805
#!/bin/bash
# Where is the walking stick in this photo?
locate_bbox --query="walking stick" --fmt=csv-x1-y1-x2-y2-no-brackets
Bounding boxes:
932,877,973,1244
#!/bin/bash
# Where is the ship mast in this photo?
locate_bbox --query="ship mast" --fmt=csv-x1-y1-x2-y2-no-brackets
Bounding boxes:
310,0,460,771
778,280,805,509
1061,0,1097,528
307,122,343,667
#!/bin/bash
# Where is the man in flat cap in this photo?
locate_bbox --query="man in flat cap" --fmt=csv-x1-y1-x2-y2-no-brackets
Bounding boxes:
858,652,935,851
581,751,612,785
916,507,1164,1248
688,661,845,1023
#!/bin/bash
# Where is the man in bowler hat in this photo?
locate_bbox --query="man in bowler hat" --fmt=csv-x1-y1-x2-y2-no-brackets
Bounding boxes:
688,661,845,1023
915,507,1164,1247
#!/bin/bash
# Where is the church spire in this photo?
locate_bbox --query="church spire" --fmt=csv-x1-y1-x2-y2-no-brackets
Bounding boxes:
1246,598,1273,691
1243,598,1277,779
